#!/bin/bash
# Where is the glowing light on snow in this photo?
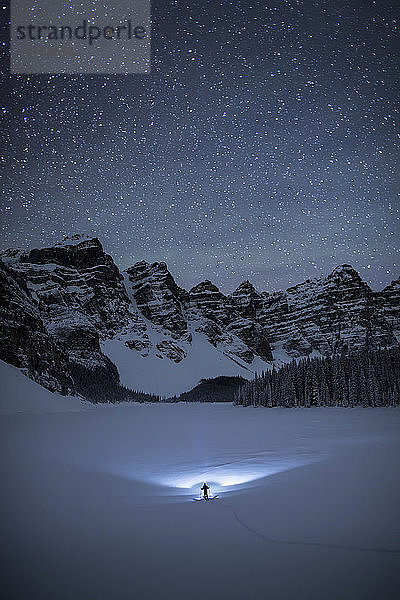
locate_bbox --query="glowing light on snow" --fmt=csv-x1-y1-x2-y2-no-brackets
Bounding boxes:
168,469,269,489
153,455,325,494
105,452,327,498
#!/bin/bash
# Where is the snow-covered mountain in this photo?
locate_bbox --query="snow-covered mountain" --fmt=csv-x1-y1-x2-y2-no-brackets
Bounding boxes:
231,264,399,358
1,235,398,398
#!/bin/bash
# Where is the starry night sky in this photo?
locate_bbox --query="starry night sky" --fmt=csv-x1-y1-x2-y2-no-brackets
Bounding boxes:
2,0,399,293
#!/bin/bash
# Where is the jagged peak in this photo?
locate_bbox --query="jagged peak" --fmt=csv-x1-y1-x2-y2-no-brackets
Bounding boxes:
55,234,99,247
126,260,170,274
381,276,400,292
125,260,150,275
149,261,169,273
129,259,148,267
326,264,368,288
0,247,24,262
126,259,189,304
25,236,104,256
2,237,104,265
330,264,359,276
190,280,220,294
45,236,104,254
232,280,258,295
18,236,111,271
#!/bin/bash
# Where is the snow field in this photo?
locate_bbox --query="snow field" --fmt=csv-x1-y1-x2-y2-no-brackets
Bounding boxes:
1,384,400,600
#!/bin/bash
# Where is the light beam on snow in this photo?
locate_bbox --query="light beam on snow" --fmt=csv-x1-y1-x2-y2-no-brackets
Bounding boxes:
153,455,325,494
103,451,328,498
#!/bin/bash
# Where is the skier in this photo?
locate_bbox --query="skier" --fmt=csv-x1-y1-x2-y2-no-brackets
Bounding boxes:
201,482,210,500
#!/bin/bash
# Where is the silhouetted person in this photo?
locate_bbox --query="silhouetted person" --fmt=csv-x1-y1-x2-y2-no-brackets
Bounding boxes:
201,482,210,500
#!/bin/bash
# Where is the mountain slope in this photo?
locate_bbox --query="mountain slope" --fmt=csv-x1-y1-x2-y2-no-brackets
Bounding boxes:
0,360,85,414
0,259,74,394
1,235,398,398
231,265,398,359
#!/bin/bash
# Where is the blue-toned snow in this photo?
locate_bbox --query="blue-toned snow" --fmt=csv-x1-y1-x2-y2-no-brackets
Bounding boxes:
1,360,399,600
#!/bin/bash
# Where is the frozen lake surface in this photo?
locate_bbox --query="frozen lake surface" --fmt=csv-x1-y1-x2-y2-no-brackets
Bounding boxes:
1,375,400,600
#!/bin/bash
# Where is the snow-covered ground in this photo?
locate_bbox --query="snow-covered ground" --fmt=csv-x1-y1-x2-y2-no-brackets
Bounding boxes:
102,332,269,397
1,366,400,599
0,360,88,414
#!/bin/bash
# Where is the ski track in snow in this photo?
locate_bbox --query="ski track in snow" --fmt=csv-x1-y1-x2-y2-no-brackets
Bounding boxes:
211,500,400,554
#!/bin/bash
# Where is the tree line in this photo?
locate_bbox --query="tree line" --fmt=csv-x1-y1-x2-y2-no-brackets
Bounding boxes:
234,347,400,408
71,361,161,403
167,376,247,403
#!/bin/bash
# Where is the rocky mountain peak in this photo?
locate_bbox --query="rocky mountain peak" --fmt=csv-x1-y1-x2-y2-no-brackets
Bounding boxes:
56,234,99,245
1,236,133,376
185,278,273,363
328,264,364,283
230,280,264,319
1,247,23,261
188,281,227,318
231,280,259,297
125,260,189,337
382,276,400,292
376,276,400,344
0,259,74,394
256,263,397,358
1,235,398,399
126,260,186,296
189,280,222,295
19,236,114,273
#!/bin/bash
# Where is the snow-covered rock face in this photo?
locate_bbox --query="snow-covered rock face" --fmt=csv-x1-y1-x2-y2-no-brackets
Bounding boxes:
4,238,131,359
126,260,189,339
230,280,264,319
186,280,273,363
376,277,400,343
0,237,134,396
20,237,132,336
231,265,398,358
0,261,74,394
124,265,273,365
1,236,398,397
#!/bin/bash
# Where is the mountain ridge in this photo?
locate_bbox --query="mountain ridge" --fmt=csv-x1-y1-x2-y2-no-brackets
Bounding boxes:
1,235,398,400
